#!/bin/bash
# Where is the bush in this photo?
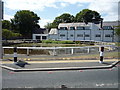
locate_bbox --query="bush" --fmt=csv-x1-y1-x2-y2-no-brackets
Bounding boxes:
58,40,75,44
42,40,53,43
75,41,81,44
42,40,75,44
2,29,21,40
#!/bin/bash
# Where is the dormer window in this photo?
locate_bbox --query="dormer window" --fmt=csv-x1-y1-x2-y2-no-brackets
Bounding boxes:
76,27,84,30
60,27,68,30
102,26,113,30
70,27,75,30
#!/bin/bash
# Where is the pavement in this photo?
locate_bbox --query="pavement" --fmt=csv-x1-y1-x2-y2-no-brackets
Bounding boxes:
1,58,120,72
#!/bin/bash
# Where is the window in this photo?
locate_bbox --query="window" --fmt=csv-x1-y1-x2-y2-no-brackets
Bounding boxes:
95,34,101,37
77,34,83,37
60,34,65,37
105,34,112,37
76,27,84,30
84,27,90,30
70,34,73,37
36,36,41,39
70,27,75,30
85,34,90,37
60,27,68,30
103,26,113,30
42,36,47,39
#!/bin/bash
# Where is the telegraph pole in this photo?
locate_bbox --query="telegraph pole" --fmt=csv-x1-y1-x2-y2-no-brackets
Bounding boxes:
0,1,3,90
0,0,3,59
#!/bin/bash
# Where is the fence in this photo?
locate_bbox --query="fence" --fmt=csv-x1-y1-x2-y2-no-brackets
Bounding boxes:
3,45,116,56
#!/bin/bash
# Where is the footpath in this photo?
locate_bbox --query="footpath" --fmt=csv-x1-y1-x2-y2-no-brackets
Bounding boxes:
1,54,120,72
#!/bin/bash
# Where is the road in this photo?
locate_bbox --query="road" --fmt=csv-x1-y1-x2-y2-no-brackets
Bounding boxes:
2,65,120,88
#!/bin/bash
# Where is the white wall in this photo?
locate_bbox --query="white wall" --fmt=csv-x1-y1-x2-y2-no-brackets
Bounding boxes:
33,23,115,42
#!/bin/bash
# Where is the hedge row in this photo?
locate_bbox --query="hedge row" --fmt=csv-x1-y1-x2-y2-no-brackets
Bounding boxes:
42,40,75,44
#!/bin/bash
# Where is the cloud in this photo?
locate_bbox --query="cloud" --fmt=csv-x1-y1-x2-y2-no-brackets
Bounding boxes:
3,0,58,11
3,0,120,27
60,0,94,4
3,0,95,11
4,14,13,20
88,0,119,21
60,3,68,7
39,18,53,28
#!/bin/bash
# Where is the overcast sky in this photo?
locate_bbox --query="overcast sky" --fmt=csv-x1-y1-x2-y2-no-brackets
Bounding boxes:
2,0,120,28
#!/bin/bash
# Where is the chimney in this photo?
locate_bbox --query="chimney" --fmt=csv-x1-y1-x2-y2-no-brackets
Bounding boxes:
100,18,103,29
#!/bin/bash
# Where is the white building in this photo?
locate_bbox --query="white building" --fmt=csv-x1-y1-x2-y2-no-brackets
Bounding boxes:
33,21,119,42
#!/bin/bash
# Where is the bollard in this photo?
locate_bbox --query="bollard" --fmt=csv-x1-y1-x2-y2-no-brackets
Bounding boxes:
14,47,17,62
99,47,104,63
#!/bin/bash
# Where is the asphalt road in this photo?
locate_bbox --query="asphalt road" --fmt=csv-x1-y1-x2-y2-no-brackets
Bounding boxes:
2,65,120,88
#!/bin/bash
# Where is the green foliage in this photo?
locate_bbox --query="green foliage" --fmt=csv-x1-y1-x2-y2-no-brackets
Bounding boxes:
2,29,21,40
75,9,101,24
42,40,75,44
2,20,11,29
11,10,40,38
45,13,74,30
58,41,75,44
75,41,81,44
44,23,57,32
53,13,74,25
42,40,53,43
115,26,120,36
45,9,101,29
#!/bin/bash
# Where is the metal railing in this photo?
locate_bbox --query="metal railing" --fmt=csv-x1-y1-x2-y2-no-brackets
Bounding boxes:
3,45,116,56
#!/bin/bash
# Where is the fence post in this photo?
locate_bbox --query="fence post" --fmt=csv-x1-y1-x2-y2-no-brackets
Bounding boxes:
87,47,90,53
53,47,57,56
2,48,4,56
71,48,74,54
14,47,17,62
27,48,29,56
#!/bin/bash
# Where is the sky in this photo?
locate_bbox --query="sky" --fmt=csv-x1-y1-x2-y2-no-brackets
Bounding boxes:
2,0,120,28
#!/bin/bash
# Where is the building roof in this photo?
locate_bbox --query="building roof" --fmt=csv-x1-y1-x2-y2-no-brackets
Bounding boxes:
103,21,119,26
58,21,119,29
49,28,58,34
33,28,47,34
58,23,91,28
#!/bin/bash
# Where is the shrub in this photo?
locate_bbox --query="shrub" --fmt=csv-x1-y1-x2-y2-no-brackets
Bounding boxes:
75,41,81,44
42,40,75,44
42,40,53,43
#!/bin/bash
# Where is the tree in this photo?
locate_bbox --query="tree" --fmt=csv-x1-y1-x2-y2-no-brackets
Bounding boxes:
11,10,40,38
75,9,101,24
44,23,57,32
45,9,102,30
2,29,21,40
2,20,11,30
53,13,74,25
115,25,120,36
45,13,74,30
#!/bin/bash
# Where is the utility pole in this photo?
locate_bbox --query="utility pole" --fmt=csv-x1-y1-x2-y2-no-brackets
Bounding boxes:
0,0,3,59
0,1,3,90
